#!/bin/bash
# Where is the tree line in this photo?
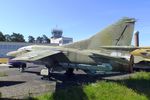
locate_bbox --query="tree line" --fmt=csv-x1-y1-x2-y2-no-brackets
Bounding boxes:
0,31,50,43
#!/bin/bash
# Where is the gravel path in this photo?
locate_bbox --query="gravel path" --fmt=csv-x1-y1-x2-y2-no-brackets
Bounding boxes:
0,65,56,99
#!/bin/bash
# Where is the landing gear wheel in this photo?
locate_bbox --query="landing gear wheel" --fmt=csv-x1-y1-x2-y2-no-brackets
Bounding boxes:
129,55,134,73
48,67,54,80
19,63,26,72
41,64,54,80
65,68,74,76
19,67,25,72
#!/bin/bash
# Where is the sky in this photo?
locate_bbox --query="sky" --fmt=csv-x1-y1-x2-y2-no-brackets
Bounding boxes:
0,0,150,46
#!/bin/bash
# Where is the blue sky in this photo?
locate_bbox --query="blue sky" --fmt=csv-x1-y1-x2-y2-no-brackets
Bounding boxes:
0,0,150,46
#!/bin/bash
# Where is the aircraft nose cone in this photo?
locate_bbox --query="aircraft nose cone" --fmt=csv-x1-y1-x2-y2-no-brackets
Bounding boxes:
7,51,17,56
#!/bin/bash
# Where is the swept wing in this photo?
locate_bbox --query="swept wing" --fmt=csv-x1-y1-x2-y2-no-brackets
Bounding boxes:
12,49,61,61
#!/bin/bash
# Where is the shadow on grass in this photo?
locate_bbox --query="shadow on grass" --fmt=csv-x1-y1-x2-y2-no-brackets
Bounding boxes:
51,86,88,100
48,73,127,100
107,78,150,99
47,73,103,100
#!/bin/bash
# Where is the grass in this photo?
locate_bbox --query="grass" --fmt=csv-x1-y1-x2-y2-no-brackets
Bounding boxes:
119,72,150,99
83,81,147,100
0,72,7,77
29,72,150,100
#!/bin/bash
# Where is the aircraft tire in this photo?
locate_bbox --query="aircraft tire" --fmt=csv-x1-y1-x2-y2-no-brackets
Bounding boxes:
129,55,134,73
19,63,26,72
19,66,25,72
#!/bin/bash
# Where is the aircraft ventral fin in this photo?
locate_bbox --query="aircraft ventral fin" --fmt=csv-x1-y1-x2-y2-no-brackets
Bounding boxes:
12,50,61,61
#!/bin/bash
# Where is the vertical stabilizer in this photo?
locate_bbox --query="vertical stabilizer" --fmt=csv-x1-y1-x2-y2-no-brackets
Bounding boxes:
64,17,135,50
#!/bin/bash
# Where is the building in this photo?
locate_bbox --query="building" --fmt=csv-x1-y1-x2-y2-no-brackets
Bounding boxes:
50,28,73,46
0,28,73,63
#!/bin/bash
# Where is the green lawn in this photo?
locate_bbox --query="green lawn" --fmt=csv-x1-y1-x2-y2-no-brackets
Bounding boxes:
29,72,150,100
119,72,150,99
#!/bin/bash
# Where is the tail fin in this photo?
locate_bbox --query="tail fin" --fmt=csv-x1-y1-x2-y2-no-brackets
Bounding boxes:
64,17,135,50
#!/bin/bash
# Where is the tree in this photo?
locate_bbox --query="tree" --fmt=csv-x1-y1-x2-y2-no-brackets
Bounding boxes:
4,34,11,42
10,33,25,42
36,36,43,43
0,32,6,41
28,35,35,43
42,34,50,43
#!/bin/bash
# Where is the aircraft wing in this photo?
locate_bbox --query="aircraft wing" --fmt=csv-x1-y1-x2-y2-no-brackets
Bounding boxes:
12,50,61,61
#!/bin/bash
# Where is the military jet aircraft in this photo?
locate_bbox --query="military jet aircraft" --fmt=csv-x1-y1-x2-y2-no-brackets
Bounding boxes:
131,48,150,63
7,17,136,76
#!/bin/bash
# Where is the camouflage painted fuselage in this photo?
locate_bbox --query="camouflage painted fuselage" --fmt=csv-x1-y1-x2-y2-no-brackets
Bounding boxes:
26,45,132,73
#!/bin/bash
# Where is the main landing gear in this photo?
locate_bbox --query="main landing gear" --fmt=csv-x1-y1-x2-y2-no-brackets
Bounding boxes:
65,68,74,76
129,55,134,73
41,64,54,80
